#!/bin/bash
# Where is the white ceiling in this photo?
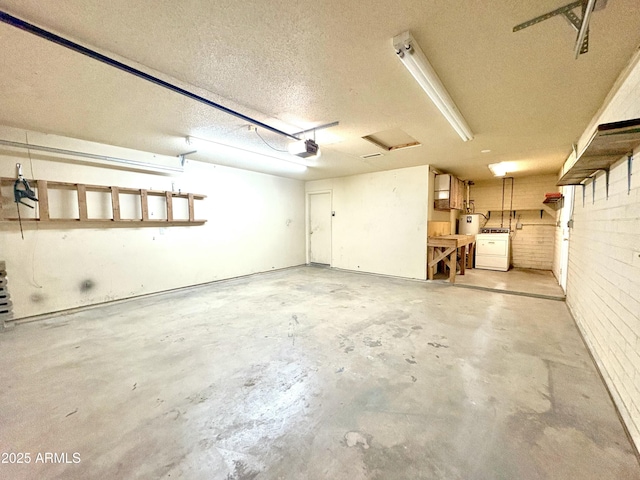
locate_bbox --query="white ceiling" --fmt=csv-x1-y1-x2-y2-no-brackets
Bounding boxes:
0,0,639,181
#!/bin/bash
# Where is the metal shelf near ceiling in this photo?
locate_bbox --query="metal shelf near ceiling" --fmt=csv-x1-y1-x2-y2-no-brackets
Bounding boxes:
557,118,640,190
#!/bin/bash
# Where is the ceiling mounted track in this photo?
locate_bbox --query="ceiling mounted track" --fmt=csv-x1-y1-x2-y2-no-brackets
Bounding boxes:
0,10,301,141
513,0,606,58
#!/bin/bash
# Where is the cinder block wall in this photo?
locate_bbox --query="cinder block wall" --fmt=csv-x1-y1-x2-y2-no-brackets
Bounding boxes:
470,175,558,270
562,51,640,448
510,212,556,270
567,149,640,444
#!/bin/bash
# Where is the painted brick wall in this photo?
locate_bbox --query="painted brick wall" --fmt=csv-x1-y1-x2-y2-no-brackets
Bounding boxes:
471,174,559,213
563,51,640,449
567,149,640,446
552,201,564,281
470,175,558,269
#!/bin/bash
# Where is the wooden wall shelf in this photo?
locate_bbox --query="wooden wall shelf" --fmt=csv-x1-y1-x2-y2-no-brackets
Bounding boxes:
1,177,206,226
542,194,563,210
557,118,640,186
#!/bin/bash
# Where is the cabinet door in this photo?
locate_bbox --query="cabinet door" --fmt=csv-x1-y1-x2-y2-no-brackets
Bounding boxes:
450,177,460,209
434,174,465,210
455,178,464,210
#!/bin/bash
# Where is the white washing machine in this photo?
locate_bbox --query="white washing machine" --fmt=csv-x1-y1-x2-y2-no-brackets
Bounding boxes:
475,228,511,271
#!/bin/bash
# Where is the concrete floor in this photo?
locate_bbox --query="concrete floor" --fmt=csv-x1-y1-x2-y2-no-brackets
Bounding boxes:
1,266,638,479
453,268,566,300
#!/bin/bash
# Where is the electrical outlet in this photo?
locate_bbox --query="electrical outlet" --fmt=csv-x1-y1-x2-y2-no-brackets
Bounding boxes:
516,223,523,230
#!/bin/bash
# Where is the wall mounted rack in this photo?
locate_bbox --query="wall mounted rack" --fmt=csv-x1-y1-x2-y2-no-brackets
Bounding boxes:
0,177,206,226
557,118,639,197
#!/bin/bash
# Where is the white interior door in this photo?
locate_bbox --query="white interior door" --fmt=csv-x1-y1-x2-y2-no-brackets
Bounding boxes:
309,192,331,265
559,185,574,292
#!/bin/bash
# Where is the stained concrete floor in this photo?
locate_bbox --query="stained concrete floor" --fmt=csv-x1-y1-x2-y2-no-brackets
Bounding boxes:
1,266,638,479
453,268,566,300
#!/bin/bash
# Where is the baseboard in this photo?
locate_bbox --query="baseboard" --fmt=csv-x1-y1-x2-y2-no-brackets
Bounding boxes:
7,264,307,326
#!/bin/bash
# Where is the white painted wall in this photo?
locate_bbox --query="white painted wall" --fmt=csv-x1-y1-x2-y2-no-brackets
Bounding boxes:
0,128,306,319
560,51,640,449
306,165,430,279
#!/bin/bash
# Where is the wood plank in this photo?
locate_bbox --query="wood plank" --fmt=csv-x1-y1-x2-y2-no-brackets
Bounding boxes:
77,184,88,221
448,251,456,283
557,118,640,186
111,186,121,221
427,244,435,280
459,245,466,276
1,178,206,199
0,184,3,221
140,189,149,221
0,218,206,226
427,221,451,237
84,185,111,192
188,193,195,222
428,246,456,267
165,191,173,221
36,180,49,221
427,234,475,248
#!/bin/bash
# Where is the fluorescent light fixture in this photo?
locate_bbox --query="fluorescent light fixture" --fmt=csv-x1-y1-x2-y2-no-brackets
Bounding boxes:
392,31,474,142
187,136,307,173
488,162,509,177
0,138,183,174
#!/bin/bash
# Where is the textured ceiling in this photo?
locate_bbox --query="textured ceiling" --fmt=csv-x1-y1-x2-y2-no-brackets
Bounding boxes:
0,0,639,180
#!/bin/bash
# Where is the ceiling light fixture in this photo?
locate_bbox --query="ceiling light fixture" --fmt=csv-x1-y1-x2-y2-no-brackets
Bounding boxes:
187,136,307,173
392,31,474,142
488,162,509,177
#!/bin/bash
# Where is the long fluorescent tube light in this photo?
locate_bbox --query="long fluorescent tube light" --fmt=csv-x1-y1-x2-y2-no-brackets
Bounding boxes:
187,136,307,173
392,31,474,142
0,138,183,174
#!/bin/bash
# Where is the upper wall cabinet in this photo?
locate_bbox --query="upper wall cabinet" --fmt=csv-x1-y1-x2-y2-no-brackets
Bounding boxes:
434,174,464,210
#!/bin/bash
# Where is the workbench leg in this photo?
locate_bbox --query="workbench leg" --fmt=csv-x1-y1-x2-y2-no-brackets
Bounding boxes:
427,247,434,280
468,242,475,269
459,245,466,276
448,251,456,283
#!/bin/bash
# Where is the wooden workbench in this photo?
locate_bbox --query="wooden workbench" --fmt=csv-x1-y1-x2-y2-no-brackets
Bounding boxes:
427,234,476,283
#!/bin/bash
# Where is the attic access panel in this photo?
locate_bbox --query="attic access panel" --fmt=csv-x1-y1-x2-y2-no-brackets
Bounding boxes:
557,118,640,186
362,129,421,152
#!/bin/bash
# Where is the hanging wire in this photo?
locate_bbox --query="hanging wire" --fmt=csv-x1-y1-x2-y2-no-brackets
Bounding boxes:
16,199,24,240
255,129,289,153
25,132,43,288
